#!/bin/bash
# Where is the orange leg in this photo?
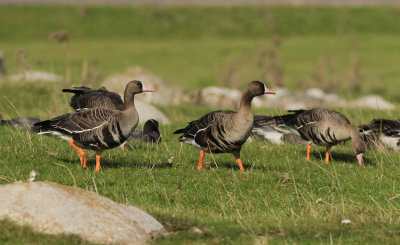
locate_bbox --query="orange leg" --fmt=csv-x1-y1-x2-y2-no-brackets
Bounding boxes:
68,139,87,168
325,147,330,164
306,143,312,161
95,154,101,172
235,158,245,172
197,150,205,170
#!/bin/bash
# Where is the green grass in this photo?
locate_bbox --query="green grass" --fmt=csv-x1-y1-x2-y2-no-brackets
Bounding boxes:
1,4,400,244
1,104,400,244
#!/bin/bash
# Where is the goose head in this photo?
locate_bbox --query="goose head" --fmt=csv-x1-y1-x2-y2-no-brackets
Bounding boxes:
123,80,154,108
350,127,366,166
126,80,154,95
247,81,276,97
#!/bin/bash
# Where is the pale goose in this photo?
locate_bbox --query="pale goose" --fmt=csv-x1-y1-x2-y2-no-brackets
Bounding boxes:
34,80,154,172
252,115,307,145
0,113,40,132
120,119,161,149
173,81,276,171
273,109,365,165
359,119,400,151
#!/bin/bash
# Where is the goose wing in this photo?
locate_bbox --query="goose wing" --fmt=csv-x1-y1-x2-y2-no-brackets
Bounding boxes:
63,86,124,111
35,108,119,135
360,119,400,137
174,110,235,140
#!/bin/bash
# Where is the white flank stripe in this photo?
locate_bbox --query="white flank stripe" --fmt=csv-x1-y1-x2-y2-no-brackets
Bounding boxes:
56,121,108,134
38,131,72,141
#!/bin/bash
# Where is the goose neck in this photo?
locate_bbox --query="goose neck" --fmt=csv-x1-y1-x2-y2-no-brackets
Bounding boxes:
238,89,253,114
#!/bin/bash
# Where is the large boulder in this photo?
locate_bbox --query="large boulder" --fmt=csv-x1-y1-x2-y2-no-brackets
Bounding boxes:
0,181,167,245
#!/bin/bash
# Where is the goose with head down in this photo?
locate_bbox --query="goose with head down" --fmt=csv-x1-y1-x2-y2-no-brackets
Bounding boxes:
174,81,276,172
273,108,365,165
34,80,154,172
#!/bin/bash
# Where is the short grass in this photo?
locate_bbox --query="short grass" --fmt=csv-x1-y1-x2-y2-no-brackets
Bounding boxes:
1,104,400,244
1,4,400,245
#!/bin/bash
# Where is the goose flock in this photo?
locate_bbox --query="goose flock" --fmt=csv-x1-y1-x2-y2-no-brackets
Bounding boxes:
1,80,399,172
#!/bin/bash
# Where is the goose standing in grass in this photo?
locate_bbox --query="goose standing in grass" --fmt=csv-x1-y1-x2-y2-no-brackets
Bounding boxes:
252,115,307,145
0,113,40,132
174,81,276,172
62,84,162,149
120,119,161,149
272,109,365,165
359,119,400,151
34,80,154,172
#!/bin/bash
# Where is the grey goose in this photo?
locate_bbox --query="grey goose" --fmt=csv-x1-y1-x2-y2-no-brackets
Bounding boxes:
34,80,154,172
174,81,276,172
0,113,41,132
252,115,307,145
62,84,162,149
272,109,365,165
62,86,124,111
120,119,161,149
359,119,400,151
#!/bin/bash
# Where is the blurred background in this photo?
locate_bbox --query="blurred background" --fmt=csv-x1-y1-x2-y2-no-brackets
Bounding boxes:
0,0,400,120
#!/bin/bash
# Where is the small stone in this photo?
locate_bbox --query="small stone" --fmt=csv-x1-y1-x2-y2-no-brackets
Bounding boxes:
341,219,351,224
28,170,37,182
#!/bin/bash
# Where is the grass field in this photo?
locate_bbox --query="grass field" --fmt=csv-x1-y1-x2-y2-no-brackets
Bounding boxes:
1,4,400,244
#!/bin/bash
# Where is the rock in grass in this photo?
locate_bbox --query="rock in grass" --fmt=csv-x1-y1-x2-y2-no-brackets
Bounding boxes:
0,181,167,244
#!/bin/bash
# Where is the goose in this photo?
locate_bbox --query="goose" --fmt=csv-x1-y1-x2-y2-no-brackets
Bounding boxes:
34,80,154,172
173,81,276,172
0,113,40,132
273,109,365,165
359,119,400,151
63,85,160,149
120,119,161,149
62,86,124,111
252,115,307,145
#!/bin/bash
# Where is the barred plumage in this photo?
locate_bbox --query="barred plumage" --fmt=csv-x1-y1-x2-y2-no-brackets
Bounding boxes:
252,115,306,145
35,80,154,171
62,86,124,111
272,108,365,165
174,81,276,171
359,119,400,150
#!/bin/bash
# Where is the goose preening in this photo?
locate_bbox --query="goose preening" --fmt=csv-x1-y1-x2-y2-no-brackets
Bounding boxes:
120,119,161,149
359,119,400,151
173,81,276,172
272,109,365,165
252,115,307,145
34,80,154,172
0,113,40,132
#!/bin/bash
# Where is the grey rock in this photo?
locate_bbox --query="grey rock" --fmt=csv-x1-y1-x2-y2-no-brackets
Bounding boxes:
0,181,167,245
101,66,183,105
9,70,61,82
